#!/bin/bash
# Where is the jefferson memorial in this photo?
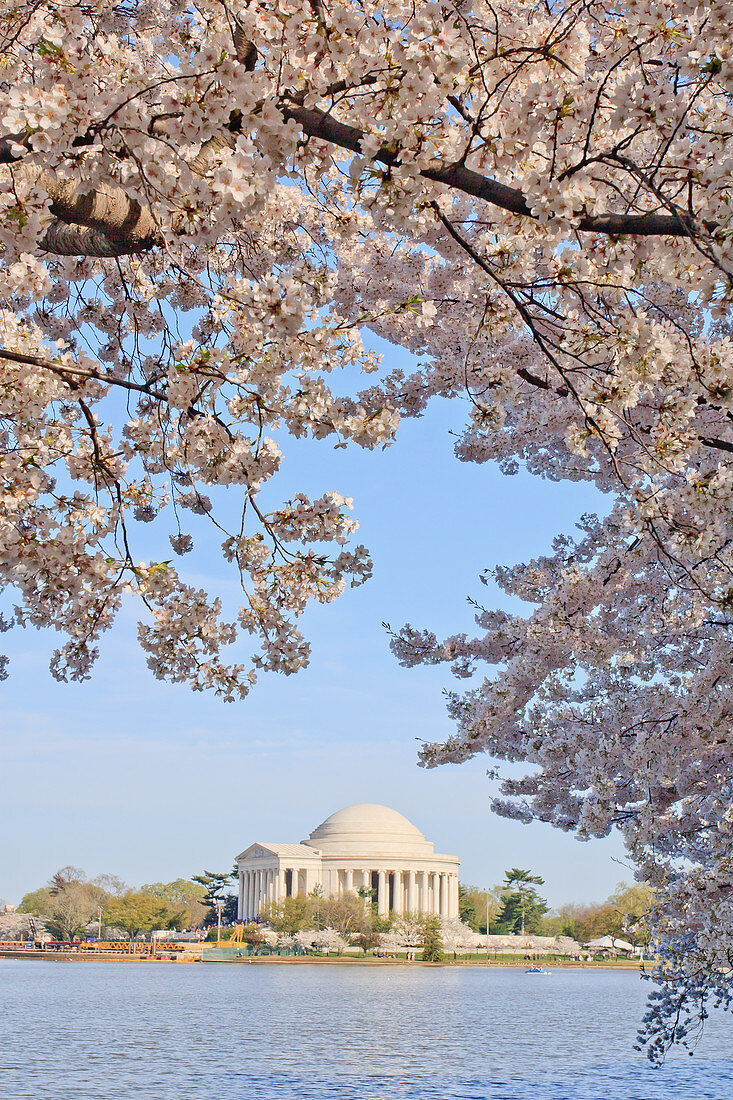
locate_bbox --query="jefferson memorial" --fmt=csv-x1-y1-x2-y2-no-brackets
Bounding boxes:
236,803,460,921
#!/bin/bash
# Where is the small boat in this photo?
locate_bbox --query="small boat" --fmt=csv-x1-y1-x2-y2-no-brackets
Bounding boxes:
525,966,551,974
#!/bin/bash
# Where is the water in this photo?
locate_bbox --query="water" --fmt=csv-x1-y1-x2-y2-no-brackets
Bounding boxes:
2,961,731,1099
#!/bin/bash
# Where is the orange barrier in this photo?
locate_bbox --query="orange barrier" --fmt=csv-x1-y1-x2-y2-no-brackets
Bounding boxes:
0,940,185,953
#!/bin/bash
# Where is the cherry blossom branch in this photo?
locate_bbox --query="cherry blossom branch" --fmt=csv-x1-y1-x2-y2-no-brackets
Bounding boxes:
1,101,712,260
0,347,168,401
282,103,707,239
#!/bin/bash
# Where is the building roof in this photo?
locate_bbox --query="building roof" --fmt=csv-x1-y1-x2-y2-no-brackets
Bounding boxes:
309,803,425,841
303,802,443,859
585,935,635,951
237,803,459,866
235,842,321,861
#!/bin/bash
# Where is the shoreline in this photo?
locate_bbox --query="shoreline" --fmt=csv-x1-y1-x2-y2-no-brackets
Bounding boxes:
0,948,645,970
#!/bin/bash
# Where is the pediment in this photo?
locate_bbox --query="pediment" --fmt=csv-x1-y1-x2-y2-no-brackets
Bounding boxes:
236,841,321,862
236,843,277,860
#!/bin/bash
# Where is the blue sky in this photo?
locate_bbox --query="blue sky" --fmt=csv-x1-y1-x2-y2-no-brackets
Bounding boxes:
1,341,631,908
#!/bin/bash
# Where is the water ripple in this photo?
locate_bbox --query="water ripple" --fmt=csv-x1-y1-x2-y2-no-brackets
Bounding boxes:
2,962,731,1099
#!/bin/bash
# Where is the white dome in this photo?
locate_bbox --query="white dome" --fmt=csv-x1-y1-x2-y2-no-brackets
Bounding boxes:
303,803,434,857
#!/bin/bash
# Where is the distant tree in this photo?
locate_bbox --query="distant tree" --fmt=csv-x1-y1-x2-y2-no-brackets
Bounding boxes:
540,882,653,947
607,882,654,947
91,874,128,898
44,882,100,940
140,879,208,928
459,884,503,934
572,903,616,945
48,866,86,894
442,919,476,960
372,911,393,934
495,870,549,935
104,892,175,939
192,868,238,924
21,867,106,940
353,928,381,955
420,916,445,962
541,906,581,939
17,888,54,917
313,927,347,955
260,895,310,936
308,892,371,937
391,913,424,949
294,929,316,954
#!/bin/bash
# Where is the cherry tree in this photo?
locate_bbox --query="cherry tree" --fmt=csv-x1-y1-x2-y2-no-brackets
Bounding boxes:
390,912,424,949
440,918,475,959
2,0,732,1054
311,926,347,954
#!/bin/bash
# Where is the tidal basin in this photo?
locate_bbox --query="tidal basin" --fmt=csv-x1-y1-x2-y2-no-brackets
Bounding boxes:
3,962,732,1099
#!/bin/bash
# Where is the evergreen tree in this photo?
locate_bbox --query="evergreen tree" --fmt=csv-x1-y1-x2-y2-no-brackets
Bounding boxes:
494,869,549,935
192,868,238,924
420,916,445,962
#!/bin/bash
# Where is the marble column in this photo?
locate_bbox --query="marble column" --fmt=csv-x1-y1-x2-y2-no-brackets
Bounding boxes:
407,871,415,913
377,870,388,916
420,871,428,915
345,869,353,893
393,871,404,914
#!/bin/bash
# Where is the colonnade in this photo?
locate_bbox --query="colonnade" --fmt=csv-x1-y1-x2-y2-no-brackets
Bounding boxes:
238,865,459,921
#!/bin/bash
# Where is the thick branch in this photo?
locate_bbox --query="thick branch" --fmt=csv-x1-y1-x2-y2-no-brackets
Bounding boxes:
40,174,160,255
282,104,704,238
40,221,133,258
700,436,733,455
